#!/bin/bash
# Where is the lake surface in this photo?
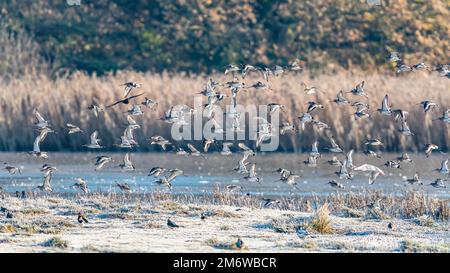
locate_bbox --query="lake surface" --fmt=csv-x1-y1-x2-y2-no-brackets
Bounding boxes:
0,152,449,198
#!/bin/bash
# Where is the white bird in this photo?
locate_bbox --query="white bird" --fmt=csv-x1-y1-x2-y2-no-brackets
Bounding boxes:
94,156,112,171
34,109,50,129
398,120,414,136
234,152,253,174
244,163,262,183
121,82,141,98
148,167,166,177
66,123,82,134
221,142,233,155
335,160,352,180
425,144,439,157
354,164,385,184
377,94,392,116
150,136,172,150
119,152,135,171
436,158,449,174
326,135,343,153
73,178,88,194
187,143,203,157
84,131,103,149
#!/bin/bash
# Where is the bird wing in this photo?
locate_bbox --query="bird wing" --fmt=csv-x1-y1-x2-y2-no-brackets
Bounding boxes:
187,143,200,153
221,143,230,153
346,149,354,166
127,115,137,125
43,173,52,188
355,164,384,174
369,171,380,185
90,131,99,144
441,159,449,169
33,135,41,152
249,164,256,177
329,136,340,149
34,110,46,123
311,141,319,154
124,152,132,166
382,95,389,110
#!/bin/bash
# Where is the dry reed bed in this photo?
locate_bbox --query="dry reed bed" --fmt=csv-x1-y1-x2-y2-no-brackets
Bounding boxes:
0,70,448,152
17,189,449,221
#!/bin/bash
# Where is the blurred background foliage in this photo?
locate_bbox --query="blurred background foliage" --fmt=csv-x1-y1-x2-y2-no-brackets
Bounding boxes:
0,0,448,76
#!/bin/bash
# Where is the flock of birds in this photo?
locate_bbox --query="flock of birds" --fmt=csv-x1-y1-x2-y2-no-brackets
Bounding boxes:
1,53,449,209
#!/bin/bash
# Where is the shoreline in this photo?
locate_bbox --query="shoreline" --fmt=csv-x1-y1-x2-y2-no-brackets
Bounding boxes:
0,192,448,253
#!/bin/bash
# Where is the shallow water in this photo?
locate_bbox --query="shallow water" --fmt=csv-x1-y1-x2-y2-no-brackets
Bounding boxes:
0,152,449,198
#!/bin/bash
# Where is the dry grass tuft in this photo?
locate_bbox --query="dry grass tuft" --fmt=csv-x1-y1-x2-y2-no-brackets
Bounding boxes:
414,215,435,227
205,237,248,251
0,224,16,233
0,71,448,152
309,203,334,234
43,237,69,249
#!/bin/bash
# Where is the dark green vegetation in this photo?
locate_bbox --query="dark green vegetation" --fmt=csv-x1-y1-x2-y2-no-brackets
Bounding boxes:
1,0,448,76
